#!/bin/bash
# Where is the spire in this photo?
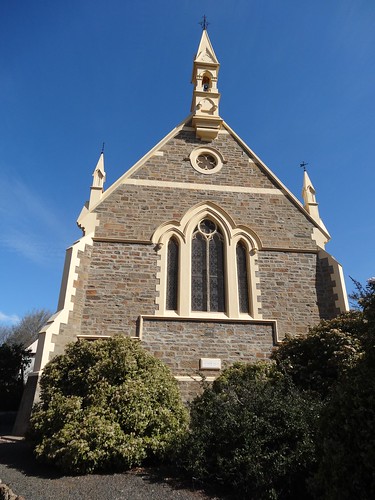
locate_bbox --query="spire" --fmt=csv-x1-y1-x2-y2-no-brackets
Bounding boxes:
194,27,219,65
89,151,106,209
191,25,222,141
302,170,318,217
302,169,330,245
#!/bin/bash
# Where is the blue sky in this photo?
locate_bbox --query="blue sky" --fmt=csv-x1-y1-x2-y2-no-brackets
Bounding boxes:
1,0,374,324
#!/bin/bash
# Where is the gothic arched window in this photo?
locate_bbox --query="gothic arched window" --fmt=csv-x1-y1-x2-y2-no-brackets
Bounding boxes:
166,238,179,310
191,219,225,312
236,241,250,313
153,206,261,319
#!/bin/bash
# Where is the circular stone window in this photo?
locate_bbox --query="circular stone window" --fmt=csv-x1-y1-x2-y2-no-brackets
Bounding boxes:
197,153,217,171
190,147,224,175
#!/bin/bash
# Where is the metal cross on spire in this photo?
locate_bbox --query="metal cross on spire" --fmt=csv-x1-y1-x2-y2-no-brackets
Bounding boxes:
101,142,105,154
199,15,210,31
300,161,308,172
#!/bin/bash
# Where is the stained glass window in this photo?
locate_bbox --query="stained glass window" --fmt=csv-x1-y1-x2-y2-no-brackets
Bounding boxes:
166,238,179,310
191,219,225,312
237,241,249,313
192,232,207,311
209,233,225,312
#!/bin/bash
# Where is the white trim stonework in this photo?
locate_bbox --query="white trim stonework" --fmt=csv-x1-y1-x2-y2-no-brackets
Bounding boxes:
123,177,283,195
33,234,94,374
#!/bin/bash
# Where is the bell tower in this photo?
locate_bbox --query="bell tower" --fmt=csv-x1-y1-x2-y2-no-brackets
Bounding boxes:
191,23,223,141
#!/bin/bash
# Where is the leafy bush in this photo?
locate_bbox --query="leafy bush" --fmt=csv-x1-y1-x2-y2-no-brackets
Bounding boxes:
180,363,320,499
311,278,375,499
313,357,375,500
272,311,365,398
30,336,188,474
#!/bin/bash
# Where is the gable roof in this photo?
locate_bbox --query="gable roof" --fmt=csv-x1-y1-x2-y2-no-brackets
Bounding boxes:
85,115,330,243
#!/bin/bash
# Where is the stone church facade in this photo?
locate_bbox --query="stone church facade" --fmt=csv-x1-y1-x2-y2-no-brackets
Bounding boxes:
16,28,347,431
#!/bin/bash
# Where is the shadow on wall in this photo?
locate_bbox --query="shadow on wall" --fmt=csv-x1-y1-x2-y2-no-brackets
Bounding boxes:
315,253,341,320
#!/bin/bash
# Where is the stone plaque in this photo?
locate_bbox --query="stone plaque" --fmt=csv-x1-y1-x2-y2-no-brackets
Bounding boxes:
200,358,222,370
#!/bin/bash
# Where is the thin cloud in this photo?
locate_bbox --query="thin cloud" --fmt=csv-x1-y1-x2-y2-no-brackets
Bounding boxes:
0,176,72,267
0,311,20,325
0,178,62,230
1,228,65,266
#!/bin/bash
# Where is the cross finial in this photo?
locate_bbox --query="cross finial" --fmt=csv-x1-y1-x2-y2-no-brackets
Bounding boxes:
300,161,308,172
101,142,105,154
199,15,209,31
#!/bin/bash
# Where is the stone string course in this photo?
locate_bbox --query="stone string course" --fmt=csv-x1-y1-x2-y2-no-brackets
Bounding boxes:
94,186,316,251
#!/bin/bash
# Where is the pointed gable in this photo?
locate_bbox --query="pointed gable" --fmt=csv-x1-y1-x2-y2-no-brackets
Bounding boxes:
88,116,329,251
194,29,219,65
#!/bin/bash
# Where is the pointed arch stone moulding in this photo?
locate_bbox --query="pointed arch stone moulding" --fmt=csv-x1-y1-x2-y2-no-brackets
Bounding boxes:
153,202,263,320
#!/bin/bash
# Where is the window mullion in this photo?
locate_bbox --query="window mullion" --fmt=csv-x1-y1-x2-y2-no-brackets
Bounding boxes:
206,237,210,312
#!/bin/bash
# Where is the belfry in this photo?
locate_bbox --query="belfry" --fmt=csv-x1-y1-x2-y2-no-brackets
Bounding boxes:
15,26,348,433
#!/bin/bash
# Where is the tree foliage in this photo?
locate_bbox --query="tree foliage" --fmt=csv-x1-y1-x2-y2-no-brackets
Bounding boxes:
4,309,51,347
181,363,320,499
0,343,31,411
29,336,188,474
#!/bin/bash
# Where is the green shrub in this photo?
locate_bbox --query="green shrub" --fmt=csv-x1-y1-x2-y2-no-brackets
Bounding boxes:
30,336,188,474
180,363,320,499
272,311,365,398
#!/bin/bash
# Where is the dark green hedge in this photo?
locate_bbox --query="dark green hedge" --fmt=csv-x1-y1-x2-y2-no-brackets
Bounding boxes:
180,363,320,499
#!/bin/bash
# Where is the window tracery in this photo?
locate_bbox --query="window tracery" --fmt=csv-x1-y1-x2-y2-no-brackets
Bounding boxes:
154,205,261,319
191,220,225,312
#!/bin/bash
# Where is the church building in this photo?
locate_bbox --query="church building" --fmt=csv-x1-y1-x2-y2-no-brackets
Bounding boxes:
16,27,348,431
